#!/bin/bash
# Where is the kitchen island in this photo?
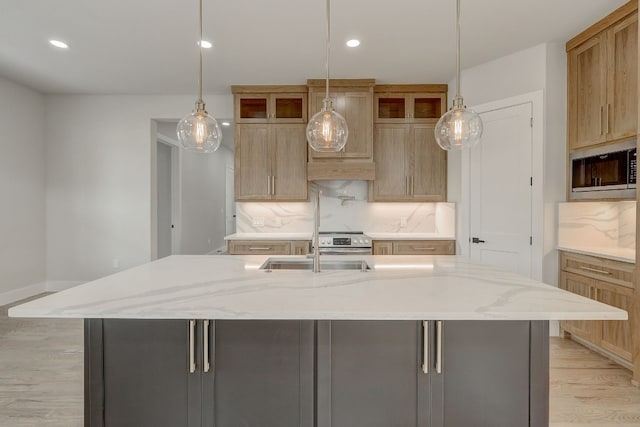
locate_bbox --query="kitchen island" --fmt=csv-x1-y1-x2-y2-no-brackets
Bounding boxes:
10,255,627,427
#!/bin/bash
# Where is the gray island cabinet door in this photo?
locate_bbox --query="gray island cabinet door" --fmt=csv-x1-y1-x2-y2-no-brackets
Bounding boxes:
209,320,314,427
430,321,549,427
86,319,202,427
316,320,430,427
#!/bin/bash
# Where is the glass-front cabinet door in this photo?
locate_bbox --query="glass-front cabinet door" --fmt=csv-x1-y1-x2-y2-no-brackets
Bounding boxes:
233,88,307,124
375,91,445,123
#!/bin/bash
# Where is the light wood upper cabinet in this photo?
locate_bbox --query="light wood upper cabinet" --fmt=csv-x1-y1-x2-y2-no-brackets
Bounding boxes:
411,124,447,200
233,86,308,124
374,90,446,124
307,79,375,160
371,123,446,202
567,9,637,151
235,124,307,201
607,12,638,141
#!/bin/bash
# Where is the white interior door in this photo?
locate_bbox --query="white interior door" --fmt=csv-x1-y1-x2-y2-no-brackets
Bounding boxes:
469,102,533,276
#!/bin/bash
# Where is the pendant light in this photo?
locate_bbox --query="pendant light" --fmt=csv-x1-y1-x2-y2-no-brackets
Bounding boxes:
176,0,222,153
306,0,349,152
434,0,483,150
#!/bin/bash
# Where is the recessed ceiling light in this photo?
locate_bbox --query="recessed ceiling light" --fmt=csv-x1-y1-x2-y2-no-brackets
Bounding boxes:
346,39,360,48
221,122,231,126
49,39,69,49
198,40,212,49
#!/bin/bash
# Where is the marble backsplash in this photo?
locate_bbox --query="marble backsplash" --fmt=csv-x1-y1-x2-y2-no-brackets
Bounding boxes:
558,201,636,250
236,181,455,236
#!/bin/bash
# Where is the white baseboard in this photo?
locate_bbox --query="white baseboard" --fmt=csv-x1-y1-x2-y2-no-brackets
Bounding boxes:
0,280,85,306
0,282,47,306
45,281,83,292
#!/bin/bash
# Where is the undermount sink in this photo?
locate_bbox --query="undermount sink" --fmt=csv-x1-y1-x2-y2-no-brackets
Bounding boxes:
260,258,370,272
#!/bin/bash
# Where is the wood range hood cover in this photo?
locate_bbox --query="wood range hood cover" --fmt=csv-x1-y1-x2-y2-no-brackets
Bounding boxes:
306,161,375,180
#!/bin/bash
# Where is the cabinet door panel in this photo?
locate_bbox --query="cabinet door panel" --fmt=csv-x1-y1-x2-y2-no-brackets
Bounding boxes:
100,319,198,427
235,125,271,200
342,92,373,158
608,12,638,141
435,321,531,427
272,93,307,123
317,321,428,427
596,281,633,361
273,124,308,200
213,320,314,427
568,34,608,150
372,240,393,255
411,124,446,201
235,95,269,123
372,125,410,200
559,272,599,342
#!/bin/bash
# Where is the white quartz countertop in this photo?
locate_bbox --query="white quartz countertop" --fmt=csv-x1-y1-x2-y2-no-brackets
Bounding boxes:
366,233,455,240
557,246,635,264
9,255,626,321
225,233,313,241
225,233,455,241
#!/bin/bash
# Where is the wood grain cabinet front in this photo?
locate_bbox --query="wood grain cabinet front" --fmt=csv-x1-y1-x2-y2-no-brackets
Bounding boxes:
372,240,455,255
234,124,307,201
307,79,375,160
374,89,446,124
227,240,311,255
370,123,446,202
233,86,307,124
567,9,637,151
559,251,635,365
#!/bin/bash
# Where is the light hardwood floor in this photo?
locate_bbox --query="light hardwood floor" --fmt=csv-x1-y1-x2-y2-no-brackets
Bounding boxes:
1,296,640,426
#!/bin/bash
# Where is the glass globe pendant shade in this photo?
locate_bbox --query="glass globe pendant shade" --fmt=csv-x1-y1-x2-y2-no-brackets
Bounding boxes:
434,98,483,151
177,104,222,153
306,99,348,152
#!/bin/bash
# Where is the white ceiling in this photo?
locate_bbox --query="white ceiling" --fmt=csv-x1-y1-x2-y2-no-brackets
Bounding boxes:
0,0,628,95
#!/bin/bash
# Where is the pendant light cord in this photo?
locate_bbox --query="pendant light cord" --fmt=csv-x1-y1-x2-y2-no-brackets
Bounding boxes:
325,0,330,100
198,0,204,105
455,0,461,99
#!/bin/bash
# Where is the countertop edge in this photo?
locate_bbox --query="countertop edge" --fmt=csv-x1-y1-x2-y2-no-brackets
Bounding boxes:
557,246,635,264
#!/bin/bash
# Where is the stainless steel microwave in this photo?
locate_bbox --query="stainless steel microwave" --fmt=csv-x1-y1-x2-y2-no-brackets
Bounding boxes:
570,139,636,200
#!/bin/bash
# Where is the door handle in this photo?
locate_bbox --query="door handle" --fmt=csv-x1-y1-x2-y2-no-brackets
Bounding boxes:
188,320,196,374
471,237,485,244
435,320,443,374
422,321,429,374
203,320,210,373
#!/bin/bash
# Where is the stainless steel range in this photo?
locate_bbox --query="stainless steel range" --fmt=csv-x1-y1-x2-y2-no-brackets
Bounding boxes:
316,231,372,255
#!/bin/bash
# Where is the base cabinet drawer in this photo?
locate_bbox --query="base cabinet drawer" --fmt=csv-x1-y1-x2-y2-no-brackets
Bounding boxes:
228,240,311,255
559,251,635,364
373,240,455,255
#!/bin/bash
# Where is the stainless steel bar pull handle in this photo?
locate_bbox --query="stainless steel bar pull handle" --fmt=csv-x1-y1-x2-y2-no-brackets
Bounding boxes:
435,320,443,374
188,320,196,374
271,176,275,195
579,266,611,275
422,321,429,374
600,105,604,136
267,175,271,195
203,320,210,373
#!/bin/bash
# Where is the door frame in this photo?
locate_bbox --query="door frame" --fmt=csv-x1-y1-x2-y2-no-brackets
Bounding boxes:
460,90,544,281
152,124,183,259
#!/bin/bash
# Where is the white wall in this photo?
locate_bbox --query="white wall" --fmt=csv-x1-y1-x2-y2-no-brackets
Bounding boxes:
448,42,566,279
0,76,46,303
179,146,233,254
45,94,232,282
